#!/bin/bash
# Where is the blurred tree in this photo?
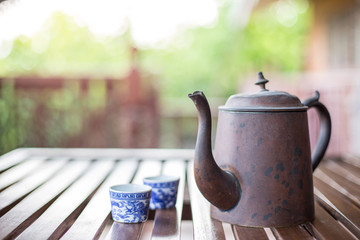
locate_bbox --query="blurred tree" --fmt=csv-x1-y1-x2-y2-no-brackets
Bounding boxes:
141,1,311,97
0,12,131,78
0,1,310,97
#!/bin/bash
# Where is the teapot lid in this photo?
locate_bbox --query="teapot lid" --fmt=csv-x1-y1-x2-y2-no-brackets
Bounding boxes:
219,72,307,112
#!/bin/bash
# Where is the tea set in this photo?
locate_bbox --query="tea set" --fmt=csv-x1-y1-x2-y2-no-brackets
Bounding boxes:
109,72,331,227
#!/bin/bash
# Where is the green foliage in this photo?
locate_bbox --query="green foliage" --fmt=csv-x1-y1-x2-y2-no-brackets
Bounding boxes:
0,79,110,154
0,12,131,78
240,4,311,73
141,2,311,97
0,3,311,97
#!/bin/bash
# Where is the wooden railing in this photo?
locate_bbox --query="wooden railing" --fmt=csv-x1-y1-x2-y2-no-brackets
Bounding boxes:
0,74,159,154
1,70,357,158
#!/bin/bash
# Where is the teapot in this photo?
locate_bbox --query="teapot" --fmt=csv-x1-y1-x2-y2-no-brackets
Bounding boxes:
188,72,331,227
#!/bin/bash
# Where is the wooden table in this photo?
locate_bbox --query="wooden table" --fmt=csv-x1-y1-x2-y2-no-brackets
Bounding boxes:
0,148,359,239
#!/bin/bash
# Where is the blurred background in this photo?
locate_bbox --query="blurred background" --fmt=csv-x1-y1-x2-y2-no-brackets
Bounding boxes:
0,0,359,158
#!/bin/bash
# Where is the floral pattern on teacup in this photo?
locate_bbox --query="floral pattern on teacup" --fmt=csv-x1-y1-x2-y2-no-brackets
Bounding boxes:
110,199,150,223
150,187,178,209
144,180,179,209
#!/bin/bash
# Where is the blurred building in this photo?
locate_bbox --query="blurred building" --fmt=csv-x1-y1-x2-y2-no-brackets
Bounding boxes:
306,0,360,70
295,0,360,157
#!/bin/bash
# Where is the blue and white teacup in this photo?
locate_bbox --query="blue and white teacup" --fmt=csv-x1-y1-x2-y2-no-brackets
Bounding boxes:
109,184,152,223
143,175,180,209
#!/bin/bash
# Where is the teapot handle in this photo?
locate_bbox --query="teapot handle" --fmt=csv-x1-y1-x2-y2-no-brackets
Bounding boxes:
302,91,332,171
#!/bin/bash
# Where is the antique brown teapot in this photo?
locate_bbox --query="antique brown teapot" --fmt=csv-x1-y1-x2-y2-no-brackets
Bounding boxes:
188,72,331,227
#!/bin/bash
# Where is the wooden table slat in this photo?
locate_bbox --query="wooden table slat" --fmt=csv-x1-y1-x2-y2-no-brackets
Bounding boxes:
187,162,226,240
105,221,144,240
151,160,187,240
318,167,360,202
315,169,360,208
132,159,163,184
0,159,90,239
0,156,46,191
325,160,360,184
0,158,69,212
17,160,114,240
271,225,314,240
314,178,360,238
105,159,162,240
0,148,359,240
62,159,139,240
303,201,357,240
23,148,194,160
0,149,30,173
232,225,269,240
151,209,179,239
342,155,360,169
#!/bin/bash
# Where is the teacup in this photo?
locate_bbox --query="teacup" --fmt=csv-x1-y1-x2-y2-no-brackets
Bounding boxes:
143,175,180,209
109,184,152,223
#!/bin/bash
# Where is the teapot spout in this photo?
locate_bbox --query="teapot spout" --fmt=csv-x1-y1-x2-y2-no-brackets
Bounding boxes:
188,91,241,211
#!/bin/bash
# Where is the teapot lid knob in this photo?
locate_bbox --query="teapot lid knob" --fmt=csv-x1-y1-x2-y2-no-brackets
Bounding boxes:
255,72,269,91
